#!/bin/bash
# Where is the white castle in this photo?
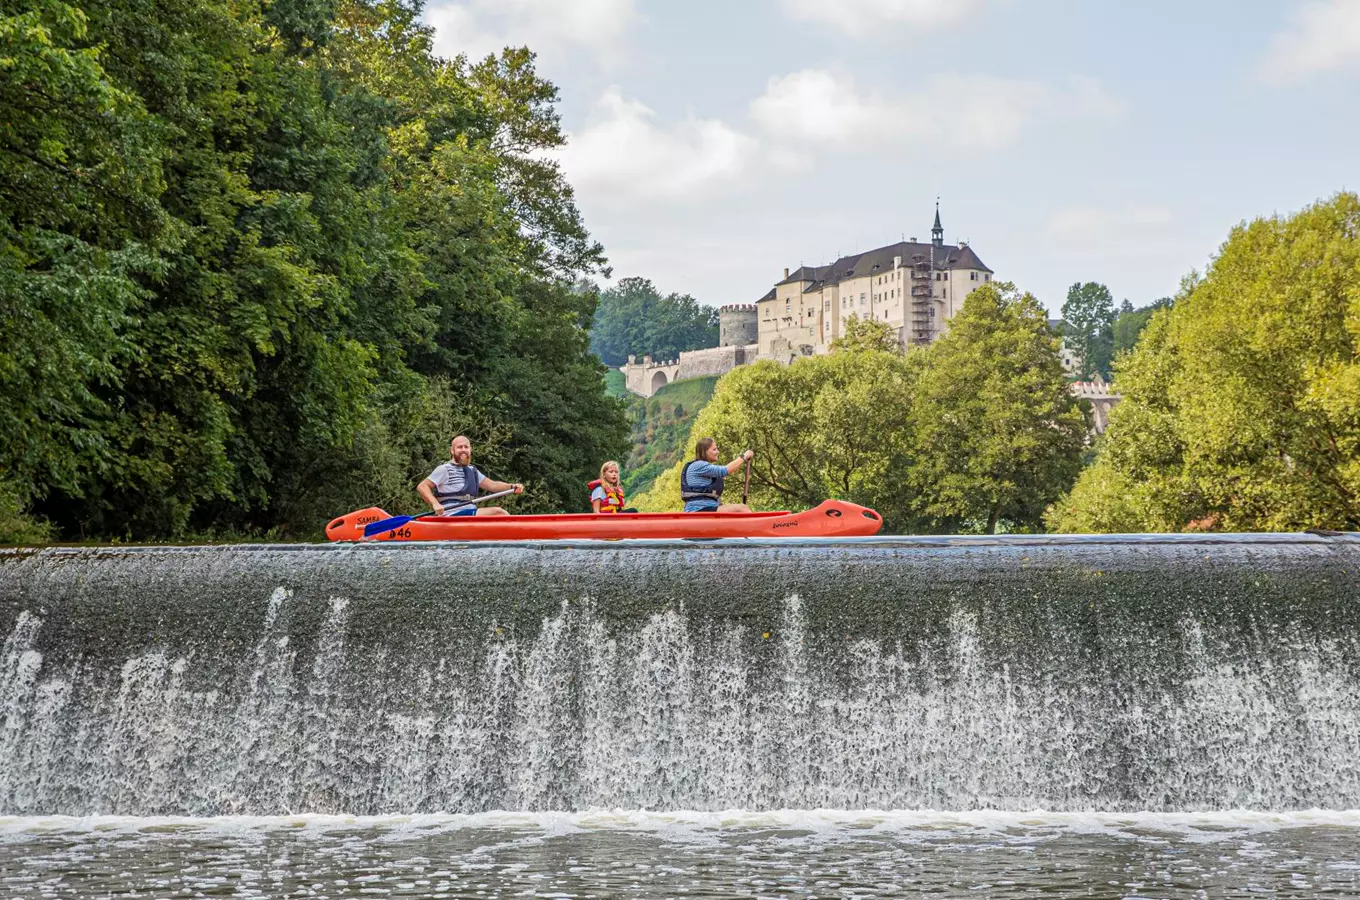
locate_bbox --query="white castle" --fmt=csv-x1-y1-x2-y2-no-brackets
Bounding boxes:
621,206,1118,430
625,205,990,397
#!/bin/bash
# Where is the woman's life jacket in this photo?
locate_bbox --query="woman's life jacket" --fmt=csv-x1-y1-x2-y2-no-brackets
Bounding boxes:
680,460,725,504
589,479,626,513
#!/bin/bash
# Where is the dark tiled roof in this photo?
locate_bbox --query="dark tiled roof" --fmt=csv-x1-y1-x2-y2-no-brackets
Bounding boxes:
779,240,992,287
776,265,824,285
758,288,776,302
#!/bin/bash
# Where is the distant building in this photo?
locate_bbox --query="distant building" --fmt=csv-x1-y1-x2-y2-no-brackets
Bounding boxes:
623,205,993,397
1050,319,1082,377
758,204,994,362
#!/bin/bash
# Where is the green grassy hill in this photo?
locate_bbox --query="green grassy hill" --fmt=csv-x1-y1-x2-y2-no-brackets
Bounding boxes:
621,376,718,498
603,368,628,398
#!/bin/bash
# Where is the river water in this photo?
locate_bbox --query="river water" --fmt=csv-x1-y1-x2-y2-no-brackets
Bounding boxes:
4,811,1360,898
4,536,1360,895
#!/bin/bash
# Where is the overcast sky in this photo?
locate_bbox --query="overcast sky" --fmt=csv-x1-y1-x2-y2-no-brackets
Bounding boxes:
426,0,1359,314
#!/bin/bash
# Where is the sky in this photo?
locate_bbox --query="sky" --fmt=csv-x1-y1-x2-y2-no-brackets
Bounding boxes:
424,0,1360,314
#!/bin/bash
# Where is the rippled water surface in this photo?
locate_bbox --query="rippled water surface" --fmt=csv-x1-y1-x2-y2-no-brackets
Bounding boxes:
4,812,1360,899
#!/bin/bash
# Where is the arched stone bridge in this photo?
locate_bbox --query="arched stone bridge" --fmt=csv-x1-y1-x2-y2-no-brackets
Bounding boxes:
622,355,682,398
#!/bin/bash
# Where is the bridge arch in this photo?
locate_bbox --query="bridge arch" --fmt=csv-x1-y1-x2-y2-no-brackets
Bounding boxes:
650,370,669,394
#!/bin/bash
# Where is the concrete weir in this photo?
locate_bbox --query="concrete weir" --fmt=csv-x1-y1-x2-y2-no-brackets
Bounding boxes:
2,534,1359,816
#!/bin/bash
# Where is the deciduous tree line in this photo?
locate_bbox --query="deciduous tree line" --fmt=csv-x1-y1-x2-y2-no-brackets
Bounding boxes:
1061,283,1170,382
635,285,1088,534
1049,193,1360,533
1,0,627,541
586,276,718,367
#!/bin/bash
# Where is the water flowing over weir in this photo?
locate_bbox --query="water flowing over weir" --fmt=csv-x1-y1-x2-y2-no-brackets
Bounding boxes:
1,535,1359,816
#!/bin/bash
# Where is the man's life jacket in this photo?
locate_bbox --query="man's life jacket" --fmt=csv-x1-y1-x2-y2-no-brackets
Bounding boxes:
680,460,725,504
435,464,481,509
589,479,625,513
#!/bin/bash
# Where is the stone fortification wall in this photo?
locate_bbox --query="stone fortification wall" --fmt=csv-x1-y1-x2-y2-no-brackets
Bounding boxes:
621,342,761,397
719,304,758,348
675,344,758,382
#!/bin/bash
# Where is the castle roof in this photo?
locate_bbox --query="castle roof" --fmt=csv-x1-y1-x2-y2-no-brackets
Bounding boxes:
776,265,823,286
775,240,992,289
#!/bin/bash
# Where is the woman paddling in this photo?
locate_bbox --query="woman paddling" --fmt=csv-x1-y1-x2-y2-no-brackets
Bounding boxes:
680,438,754,513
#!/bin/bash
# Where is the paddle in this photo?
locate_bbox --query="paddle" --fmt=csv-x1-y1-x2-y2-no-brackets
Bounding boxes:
362,488,518,537
742,456,752,505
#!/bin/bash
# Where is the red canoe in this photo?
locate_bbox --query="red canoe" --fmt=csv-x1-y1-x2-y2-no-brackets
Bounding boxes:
326,499,884,542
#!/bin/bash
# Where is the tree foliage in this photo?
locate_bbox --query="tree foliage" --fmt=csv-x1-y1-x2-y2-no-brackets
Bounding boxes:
634,284,1085,534
2,0,626,541
830,314,900,354
588,276,718,366
1061,281,1115,380
1112,297,1174,358
1048,193,1360,533
910,282,1087,533
632,353,919,527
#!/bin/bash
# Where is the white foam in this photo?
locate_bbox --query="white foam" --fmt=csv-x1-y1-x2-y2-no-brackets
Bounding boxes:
3,809,1360,841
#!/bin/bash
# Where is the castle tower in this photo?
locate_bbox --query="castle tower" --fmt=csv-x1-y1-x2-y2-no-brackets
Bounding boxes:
932,200,944,246
719,304,758,347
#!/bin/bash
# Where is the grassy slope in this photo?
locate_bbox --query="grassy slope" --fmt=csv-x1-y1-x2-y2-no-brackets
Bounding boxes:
603,368,628,398
621,376,718,498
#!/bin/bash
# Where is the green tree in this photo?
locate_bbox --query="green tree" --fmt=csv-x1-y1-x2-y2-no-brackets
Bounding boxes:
1112,297,1173,358
911,282,1087,533
1061,281,1115,380
589,276,718,366
0,0,164,538
633,352,922,529
1048,193,1360,533
831,314,900,354
4,0,627,541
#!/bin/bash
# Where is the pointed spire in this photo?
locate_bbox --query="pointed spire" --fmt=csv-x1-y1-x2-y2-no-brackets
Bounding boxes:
932,198,944,246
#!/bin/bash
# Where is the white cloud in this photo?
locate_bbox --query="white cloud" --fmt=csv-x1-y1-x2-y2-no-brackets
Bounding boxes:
1261,0,1360,84
558,89,760,204
750,69,1119,151
424,0,638,66
781,0,984,37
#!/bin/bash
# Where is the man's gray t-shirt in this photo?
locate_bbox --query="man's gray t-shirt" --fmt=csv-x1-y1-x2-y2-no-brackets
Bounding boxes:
428,463,484,507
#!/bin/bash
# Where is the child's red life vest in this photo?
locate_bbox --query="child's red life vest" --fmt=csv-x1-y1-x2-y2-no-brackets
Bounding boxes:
588,479,625,513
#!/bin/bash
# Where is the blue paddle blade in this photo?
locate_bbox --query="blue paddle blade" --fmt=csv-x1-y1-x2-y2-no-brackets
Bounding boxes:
363,514,414,537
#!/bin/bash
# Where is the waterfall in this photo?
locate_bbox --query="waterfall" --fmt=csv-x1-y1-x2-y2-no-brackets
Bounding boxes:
2,536,1358,815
